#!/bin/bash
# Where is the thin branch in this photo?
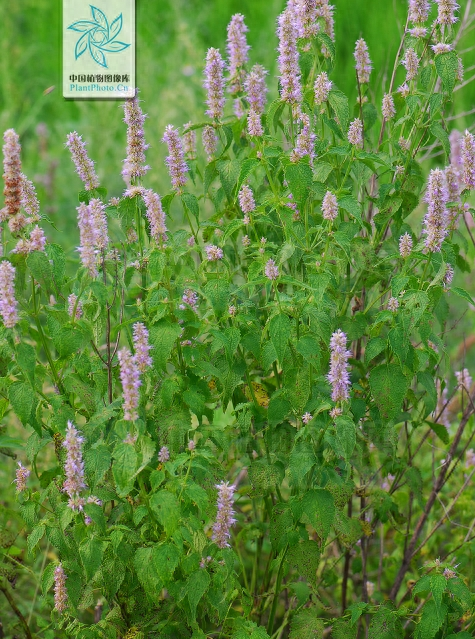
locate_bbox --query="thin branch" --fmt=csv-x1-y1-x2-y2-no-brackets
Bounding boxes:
0,583,33,639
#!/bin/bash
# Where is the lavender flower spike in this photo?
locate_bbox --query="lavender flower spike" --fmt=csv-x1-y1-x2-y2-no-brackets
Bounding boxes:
462,130,475,190
68,293,83,320
238,184,256,214
348,118,364,148
54,563,68,613
354,39,372,84
399,232,413,257
158,446,170,463
63,421,87,511
322,190,338,221
408,0,430,23
0,261,19,328
77,202,98,277
204,48,226,120
227,14,250,94
1,129,22,219
290,114,316,165
89,198,109,250
277,8,302,104
265,259,279,280
183,122,197,160
20,173,40,219
314,72,332,107
212,481,237,548
244,64,268,114
29,225,47,252
118,347,141,421
436,0,459,24
143,189,168,244
14,461,30,492
133,322,153,372
402,48,419,82
66,131,99,192
382,94,396,121
202,126,218,162
121,90,150,183
162,125,188,193
327,329,352,402
423,168,449,252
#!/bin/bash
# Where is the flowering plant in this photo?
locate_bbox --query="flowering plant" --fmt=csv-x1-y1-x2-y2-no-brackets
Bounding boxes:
2,1,475,637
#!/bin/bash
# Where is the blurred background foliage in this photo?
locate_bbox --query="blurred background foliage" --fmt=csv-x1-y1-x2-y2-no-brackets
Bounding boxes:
1,0,475,635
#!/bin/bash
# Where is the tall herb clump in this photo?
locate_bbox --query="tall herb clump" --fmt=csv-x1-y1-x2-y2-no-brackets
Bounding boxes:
2,1,475,637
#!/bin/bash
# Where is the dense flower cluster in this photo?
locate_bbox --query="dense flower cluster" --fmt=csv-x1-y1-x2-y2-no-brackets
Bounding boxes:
322,190,338,221
227,14,250,94
238,184,256,214
63,421,87,511
382,93,396,121
66,131,100,192
314,71,332,106
122,91,150,183
277,8,302,104
212,482,236,548
1,128,22,219
14,461,30,492
204,48,226,119
162,125,188,193
133,322,153,372
54,563,68,613
328,329,351,402
143,189,168,244
423,168,449,252
118,347,141,421
0,260,19,328
354,38,372,84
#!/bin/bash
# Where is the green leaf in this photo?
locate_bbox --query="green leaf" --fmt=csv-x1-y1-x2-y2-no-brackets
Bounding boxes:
289,607,324,639
451,286,475,307
289,440,317,487
369,363,409,420
85,444,112,488
430,122,450,158
328,89,349,131
16,343,36,385
369,605,403,638
53,326,88,358
134,547,162,598
269,314,291,365
447,577,472,611
365,337,386,364
112,443,137,497
149,249,166,282
27,524,45,557
41,562,56,595
216,159,241,200
186,569,211,619
285,163,313,205
154,543,180,582
430,574,447,616
204,160,218,194
434,51,458,93
27,251,53,291
181,192,200,222
236,158,259,193
317,32,335,64
334,416,356,460
46,243,66,283
270,503,294,552
150,490,180,537
338,195,363,226
349,602,369,626
249,460,284,496
80,537,105,581
287,540,321,587
415,599,446,639
8,382,34,424
149,321,181,371
0,434,24,448
332,620,357,639
203,279,230,318
266,99,286,132
301,489,335,546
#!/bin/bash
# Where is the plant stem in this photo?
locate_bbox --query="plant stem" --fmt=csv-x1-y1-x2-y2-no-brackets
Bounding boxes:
267,546,288,635
0,582,33,639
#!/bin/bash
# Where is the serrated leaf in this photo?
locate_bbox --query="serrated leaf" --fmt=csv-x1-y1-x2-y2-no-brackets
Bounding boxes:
289,440,317,487
430,122,450,157
301,489,335,546
289,607,324,639
365,337,386,364
236,158,259,193
150,490,180,537
435,51,458,93
338,195,363,226
451,286,475,307
181,192,200,222
269,314,291,365
328,89,349,131
112,442,137,497
80,537,105,581
369,363,409,421
186,569,210,619
415,599,446,639
287,540,321,587
334,416,356,460
203,279,230,318
149,321,181,371
285,163,313,205
8,382,33,424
